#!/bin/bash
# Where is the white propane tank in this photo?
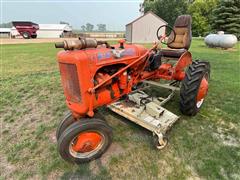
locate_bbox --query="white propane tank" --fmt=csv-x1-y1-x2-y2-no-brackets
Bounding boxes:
205,32,238,49
219,35,238,48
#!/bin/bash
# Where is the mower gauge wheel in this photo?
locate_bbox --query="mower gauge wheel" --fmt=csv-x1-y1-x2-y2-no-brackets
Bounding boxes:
156,25,176,45
57,118,112,164
153,133,168,150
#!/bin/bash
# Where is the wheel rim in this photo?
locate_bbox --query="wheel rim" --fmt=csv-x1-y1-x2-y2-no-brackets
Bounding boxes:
69,131,105,159
196,75,209,108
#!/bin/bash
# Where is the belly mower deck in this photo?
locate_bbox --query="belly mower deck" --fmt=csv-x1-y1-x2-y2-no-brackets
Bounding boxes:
108,81,179,149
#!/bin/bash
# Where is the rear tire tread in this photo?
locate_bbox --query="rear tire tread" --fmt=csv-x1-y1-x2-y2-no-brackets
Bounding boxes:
180,60,210,116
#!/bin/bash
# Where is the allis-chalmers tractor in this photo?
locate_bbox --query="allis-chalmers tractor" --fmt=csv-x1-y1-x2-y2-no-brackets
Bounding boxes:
55,15,210,164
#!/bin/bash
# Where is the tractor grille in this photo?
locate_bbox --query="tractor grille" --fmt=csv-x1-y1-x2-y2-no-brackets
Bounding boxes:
59,63,81,102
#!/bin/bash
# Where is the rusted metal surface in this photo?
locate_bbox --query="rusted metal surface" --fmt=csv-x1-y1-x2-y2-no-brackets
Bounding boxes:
143,80,180,91
55,37,111,50
55,38,98,50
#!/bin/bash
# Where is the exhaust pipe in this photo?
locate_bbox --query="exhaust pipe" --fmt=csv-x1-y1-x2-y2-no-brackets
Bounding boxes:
55,37,110,50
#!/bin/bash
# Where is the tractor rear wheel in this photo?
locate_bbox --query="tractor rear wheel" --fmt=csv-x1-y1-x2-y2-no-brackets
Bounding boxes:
22,32,30,39
58,118,112,164
180,60,210,116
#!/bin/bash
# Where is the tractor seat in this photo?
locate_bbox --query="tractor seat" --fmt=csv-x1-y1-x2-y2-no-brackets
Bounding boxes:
161,48,186,58
161,15,192,58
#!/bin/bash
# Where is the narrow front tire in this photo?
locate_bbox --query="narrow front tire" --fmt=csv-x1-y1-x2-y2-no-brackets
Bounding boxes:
58,118,112,164
56,111,75,140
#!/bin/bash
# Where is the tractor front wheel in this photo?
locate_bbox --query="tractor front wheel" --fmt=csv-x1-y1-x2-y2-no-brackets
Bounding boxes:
58,118,112,164
56,110,106,140
180,60,210,116
56,111,75,140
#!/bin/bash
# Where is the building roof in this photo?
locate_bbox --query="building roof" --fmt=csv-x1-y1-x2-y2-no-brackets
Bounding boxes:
126,11,167,26
0,28,11,33
38,24,72,31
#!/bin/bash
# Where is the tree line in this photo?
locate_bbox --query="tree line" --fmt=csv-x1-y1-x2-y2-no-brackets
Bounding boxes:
60,21,107,32
0,22,13,28
80,23,107,32
142,0,240,38
0,21,107,32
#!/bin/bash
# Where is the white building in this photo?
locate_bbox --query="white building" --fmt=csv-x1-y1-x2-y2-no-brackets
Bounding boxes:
126,11,167,43
37,24,72,38
0,28,11,38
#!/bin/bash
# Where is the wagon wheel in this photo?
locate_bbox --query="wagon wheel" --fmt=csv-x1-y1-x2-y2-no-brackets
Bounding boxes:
180,60,210,116
58,118,112,164
22,32,30,39
31,34,37,38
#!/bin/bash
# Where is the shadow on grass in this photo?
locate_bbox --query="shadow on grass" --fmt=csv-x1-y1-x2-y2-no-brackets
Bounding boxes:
60,161,111,180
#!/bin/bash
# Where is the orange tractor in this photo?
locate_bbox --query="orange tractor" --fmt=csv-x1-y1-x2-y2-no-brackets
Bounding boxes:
55,15,210,164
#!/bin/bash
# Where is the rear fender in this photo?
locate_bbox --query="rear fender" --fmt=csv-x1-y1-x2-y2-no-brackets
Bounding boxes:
173,51,192,80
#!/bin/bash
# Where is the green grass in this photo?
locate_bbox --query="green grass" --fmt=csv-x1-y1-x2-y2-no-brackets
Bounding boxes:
0,40,240,179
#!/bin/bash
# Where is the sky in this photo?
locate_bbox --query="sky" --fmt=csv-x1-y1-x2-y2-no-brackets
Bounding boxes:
1,0,144,31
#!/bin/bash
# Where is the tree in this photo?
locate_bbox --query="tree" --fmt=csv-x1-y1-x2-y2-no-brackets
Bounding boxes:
97,24,107,32
212,0,240,38
0,22,13,28
86,23,94,32
60,21,69,25
142,0,221,37
81,25,86,32
188,0,219,36
143,0,189,26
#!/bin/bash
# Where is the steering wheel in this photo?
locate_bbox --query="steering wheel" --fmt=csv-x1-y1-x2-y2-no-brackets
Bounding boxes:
156,25,176,45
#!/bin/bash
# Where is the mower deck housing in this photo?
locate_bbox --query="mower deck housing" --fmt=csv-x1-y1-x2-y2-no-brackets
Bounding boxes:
108,81,179,148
